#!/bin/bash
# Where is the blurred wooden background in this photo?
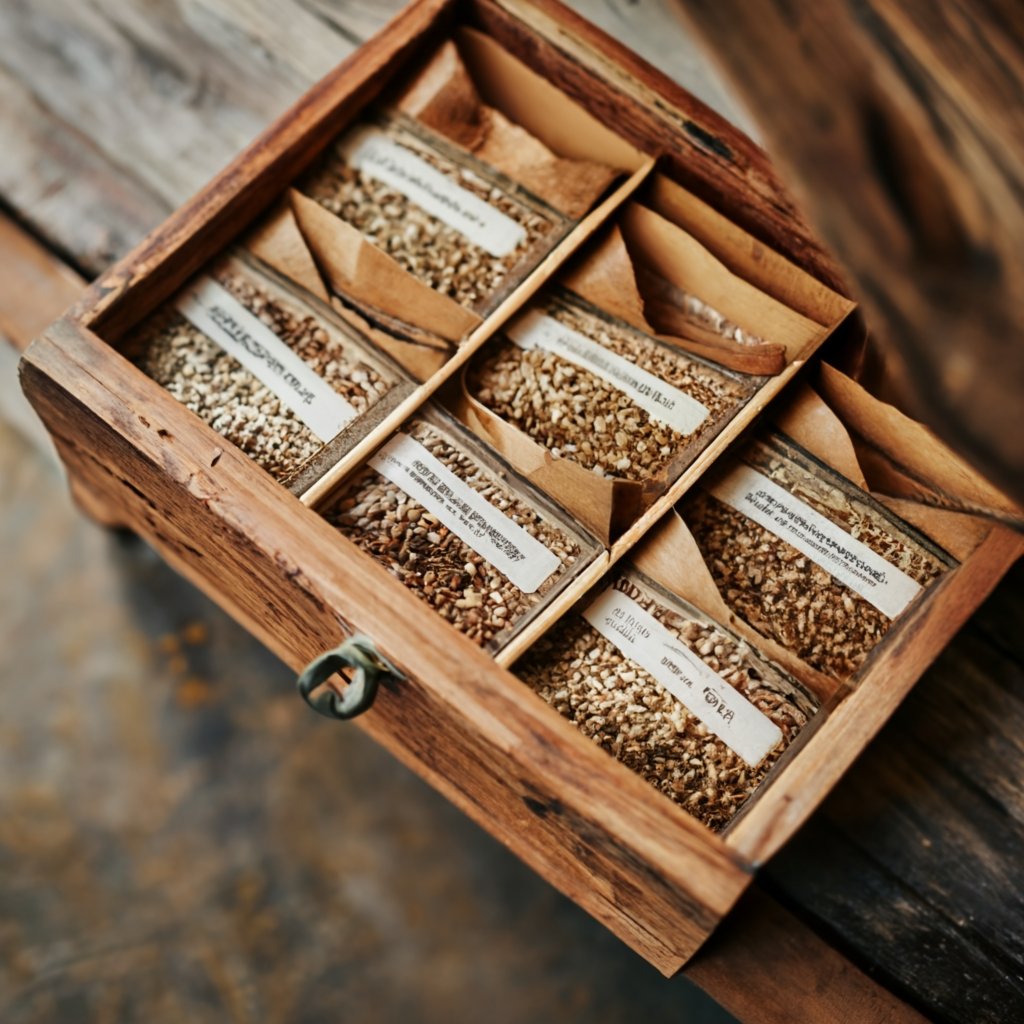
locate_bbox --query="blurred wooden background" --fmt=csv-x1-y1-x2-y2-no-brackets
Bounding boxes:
676,0,1024,505
1,2,1021,1022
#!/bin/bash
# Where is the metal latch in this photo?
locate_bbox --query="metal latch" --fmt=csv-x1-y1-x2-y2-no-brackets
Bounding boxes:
296,635,400,720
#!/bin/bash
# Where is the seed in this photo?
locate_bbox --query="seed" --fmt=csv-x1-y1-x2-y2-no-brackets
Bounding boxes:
130,265,392,484
323,417,583,652
468,294,752,486
299,118,558,314
682,436,948,680
515,573,818,832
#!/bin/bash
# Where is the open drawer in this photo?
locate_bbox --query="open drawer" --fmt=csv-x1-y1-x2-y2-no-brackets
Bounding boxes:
19,0,1022,975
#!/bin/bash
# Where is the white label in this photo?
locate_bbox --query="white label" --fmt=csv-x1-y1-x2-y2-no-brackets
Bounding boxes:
708,463,923,619
506,309,710,436
369,432,562,594
584,586,783,766
341,127,527,258
176,277,356,442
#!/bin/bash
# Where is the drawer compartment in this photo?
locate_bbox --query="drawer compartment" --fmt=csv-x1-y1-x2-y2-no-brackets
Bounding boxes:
20,0,1021,975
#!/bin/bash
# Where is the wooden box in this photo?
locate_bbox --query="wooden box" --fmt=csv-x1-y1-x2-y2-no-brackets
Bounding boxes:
19,0,1021,974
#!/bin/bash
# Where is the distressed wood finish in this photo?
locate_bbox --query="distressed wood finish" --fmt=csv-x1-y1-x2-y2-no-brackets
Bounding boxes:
72,0,845,350
0,0,750,277
686,886,930,1024
0,216,85,355
0,212,930,1020
471,0,844,289
669,0,1024,504
14,0,1024,1001
77,0,456,342
21,314,754,974
727,523,1024,861
764,563,1024,1024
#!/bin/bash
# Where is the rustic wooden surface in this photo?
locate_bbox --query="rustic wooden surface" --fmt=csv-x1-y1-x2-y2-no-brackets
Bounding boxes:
18,0,961,984
670,0,1024,505
2,1,1022,1021
5,229,919,1019
4,218,925,1024
0,414,739,1024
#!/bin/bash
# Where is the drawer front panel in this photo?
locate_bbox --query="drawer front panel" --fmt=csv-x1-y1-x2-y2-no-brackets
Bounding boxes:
21,0,1019,977
21,318,754,974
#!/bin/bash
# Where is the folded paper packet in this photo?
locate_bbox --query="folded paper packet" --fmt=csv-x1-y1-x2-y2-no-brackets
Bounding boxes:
563,207,826,376
124,252,414,492
319,407,598,653
395,38,619,220
463,288,755,539
457,213,782,541
246,34,622,379
515,568,818,831
246,198,457,383
670,373,959,687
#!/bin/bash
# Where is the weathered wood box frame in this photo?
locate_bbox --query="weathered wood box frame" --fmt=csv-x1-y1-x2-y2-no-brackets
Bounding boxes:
19,0,1022,974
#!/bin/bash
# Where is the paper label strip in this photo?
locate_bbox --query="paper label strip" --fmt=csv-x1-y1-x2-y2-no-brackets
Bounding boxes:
369,432,562,594
506,309,711,437
176,276,356,443
708,463,923,619
341,127,527,259
584,586,783,766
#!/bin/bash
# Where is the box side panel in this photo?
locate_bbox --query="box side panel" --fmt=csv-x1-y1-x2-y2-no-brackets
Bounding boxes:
20,321,755,973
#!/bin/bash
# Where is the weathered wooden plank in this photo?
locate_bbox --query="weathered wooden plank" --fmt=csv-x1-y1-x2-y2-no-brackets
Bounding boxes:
686,885,929,1024
0,0,407,276
1,407,754,1024
478,0,843,289
0,215,84,460
0,191,912,1021
186,0,377,86
766,565,1024,1024
0,65,165,275
767,826,1024,1024
530,0,758,138
669,0,1024,503
0,0,315,206
298,0,408,44
8,0,1024,1015
21,309,757,974
0,217,87,354
0,0,755,275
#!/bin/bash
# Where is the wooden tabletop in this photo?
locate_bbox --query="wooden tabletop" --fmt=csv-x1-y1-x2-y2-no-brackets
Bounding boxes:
1,2,1021,1021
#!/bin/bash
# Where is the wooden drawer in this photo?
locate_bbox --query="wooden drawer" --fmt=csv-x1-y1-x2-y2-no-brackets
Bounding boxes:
19,0,1021,975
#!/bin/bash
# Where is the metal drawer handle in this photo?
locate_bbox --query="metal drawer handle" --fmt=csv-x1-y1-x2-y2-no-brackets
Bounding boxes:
296,635,399,720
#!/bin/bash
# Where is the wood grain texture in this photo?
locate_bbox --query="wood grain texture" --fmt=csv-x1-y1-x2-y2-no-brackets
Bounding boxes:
669,0,1024,503
21,315,756,974
21,0,1021,975
0,0,406,279
0,215,85,463
726,524,1024,863
686,886,929,1024
0,411,752,1024
476,0,846,290
765,563,1024,1024
0,216,86,354
74,0,455,340
6,0,1024,1017
0,0,356,206
0,64,164,276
